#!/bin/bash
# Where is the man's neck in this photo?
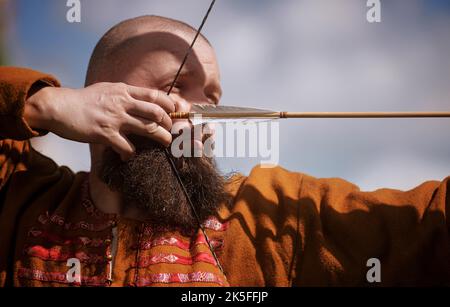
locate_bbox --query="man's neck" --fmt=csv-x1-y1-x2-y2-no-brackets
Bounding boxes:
88,172,122,215
88,172,152,221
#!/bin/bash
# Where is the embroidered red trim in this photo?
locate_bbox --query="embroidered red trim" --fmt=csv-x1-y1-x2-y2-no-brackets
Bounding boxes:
19,268,224,287
202,217,229,231
80,178,117,220
142,225,186,236
28,228,107,247
136,234,224,251
135,271,224,287
24,245,107,264
38,212,114,232
136,252,217,268
141,217,229,236
18,268,107,286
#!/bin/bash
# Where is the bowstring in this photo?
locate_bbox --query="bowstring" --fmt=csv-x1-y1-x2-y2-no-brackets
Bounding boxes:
164,0,225,274
167,0,217,95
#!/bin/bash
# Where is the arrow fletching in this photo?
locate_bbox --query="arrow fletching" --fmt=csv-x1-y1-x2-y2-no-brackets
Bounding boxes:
172,104,280,125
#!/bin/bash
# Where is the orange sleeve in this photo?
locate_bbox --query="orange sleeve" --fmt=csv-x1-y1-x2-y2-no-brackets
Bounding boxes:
0,66,60,189
0,66,60,140
292,172,450,286
230,166,450,286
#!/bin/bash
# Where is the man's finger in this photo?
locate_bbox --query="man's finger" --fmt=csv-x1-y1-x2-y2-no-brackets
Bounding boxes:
107,133,135,161
126,86,175,113
126,100,172,131
123,115,173,147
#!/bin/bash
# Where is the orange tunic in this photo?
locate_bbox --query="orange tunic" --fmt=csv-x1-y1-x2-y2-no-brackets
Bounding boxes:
1,66,450,287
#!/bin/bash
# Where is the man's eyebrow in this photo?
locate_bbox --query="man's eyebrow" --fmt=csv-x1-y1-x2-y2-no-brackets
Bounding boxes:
159,68,187,83
173,69,207,85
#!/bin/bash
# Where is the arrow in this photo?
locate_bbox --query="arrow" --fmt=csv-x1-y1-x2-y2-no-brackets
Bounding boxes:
170,104,450,122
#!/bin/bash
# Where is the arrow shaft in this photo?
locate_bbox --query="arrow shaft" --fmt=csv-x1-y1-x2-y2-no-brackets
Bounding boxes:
170,111,450,119
283,112,450,118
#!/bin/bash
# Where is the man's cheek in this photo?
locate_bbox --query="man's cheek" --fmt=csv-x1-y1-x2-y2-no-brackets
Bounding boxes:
194,123,216,157
201,123,216,157
170,123,194,158
170,121,215,158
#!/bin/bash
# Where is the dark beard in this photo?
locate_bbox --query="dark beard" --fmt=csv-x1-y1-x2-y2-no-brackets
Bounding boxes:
97,136,232,232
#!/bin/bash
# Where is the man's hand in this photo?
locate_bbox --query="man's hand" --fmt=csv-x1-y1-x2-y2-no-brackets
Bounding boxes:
24,82,175,160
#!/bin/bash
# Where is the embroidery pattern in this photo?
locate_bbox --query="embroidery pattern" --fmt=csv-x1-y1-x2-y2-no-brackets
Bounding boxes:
38,212,114,232
136,252,217,268
202,217,229,231
24,245,107,264
20,176,229,287
18,268,107,287
80,178,117,220
141,217,229,236
28,228,107,247
136,234,224,251
135,271,224,287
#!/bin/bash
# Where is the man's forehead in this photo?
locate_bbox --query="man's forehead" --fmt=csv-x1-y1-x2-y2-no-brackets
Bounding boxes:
111,19,210,56
116,28,213,61
122,33,219,80
112,17,201,43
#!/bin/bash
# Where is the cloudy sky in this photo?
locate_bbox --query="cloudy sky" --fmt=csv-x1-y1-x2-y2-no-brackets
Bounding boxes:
5,0,450,191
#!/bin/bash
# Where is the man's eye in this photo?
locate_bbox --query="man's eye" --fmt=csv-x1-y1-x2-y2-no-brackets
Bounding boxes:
165,82,182,92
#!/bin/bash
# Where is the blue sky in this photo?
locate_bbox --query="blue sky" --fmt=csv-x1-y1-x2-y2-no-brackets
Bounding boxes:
5,0,450,191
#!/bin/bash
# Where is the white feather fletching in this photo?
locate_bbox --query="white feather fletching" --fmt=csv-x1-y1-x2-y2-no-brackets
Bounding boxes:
190,104,279,125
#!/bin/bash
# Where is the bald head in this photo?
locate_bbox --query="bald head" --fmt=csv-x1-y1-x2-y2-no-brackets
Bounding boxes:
85,14,221,112
85,15,210,86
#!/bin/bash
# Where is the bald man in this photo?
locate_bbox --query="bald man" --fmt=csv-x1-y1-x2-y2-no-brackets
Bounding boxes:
1,15,450,287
